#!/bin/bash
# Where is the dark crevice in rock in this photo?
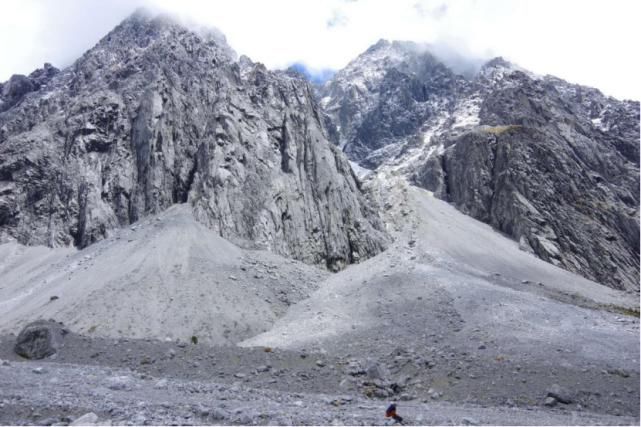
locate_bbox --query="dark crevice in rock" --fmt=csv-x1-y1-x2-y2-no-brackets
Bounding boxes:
279,117,291,173
73,182,89,248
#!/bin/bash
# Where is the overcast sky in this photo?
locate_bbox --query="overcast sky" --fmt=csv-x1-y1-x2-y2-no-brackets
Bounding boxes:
1,0,639,100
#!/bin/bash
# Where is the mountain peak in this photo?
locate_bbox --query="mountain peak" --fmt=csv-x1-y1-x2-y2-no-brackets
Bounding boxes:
477,56,537,82
93,9,235,61
365,38,391,53
482,56,513,69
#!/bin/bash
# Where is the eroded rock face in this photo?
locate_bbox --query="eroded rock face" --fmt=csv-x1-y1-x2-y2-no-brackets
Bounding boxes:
424,126,639,290
0,12,388,270
322,43,639,290
14,320,69,359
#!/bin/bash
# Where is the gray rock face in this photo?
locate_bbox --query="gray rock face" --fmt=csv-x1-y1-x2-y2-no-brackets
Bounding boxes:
0,12,388,270
423,124,639,290
321,43,639,290
14,320,69,359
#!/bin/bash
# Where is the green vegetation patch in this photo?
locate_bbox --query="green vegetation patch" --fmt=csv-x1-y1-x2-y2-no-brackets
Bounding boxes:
600,304,640,318
483,125,522,135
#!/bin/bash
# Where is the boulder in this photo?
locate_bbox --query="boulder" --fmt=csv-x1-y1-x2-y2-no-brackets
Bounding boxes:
14,320,69,360
365,359,388,380
547,383,573,404
71,413,99,426
107,375,133,391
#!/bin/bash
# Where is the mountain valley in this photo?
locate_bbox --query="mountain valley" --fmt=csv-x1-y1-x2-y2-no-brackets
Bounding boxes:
0,10,638,426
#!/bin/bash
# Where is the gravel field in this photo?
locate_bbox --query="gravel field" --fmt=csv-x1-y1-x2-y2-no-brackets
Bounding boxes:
0,177,638,425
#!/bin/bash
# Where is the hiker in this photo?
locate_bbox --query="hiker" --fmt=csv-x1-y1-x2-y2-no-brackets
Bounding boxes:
385,403,404,424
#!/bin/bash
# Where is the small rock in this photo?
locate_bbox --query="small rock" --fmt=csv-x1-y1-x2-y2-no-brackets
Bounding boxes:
167,348,176,359
315,360,325,367
154,378,168,389
607,368,630,378
547,384,573,404
346,360,365,376
140,356,153,365
339,377,354,389
38,417,60,426
365,360,387,380
70,412,99,426
107,376,132,391
234,373,246,379
256,365,270,373
478,344,486,350
32,367,45,374
544,396,557,407
462,417,480,426
372,388,390,398
131,414,146,425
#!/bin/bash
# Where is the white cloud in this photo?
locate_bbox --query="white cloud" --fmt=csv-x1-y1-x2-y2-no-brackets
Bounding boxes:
0,0,639,100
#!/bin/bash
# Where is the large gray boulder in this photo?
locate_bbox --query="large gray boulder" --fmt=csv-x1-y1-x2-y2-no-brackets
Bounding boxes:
14,320,69,359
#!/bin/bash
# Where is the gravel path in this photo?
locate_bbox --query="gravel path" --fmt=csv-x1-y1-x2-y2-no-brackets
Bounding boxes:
1,359,637,426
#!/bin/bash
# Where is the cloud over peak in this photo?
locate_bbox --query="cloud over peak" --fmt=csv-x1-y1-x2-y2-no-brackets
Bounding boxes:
0,0,639,100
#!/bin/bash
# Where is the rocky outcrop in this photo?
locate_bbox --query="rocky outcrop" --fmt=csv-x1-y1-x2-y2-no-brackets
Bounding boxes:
0,11,388,270
417,125,639,290
322,42,639,290
14,320,69,359
0,63,59,113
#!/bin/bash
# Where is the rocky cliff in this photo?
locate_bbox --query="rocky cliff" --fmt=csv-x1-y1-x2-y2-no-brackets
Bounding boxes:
321,42,639,290
0,11,388,270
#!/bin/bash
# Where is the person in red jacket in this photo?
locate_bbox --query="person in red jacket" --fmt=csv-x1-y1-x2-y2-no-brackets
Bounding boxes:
385,403,404,424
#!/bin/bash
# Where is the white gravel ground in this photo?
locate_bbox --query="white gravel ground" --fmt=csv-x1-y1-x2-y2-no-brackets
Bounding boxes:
0,174,638,425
